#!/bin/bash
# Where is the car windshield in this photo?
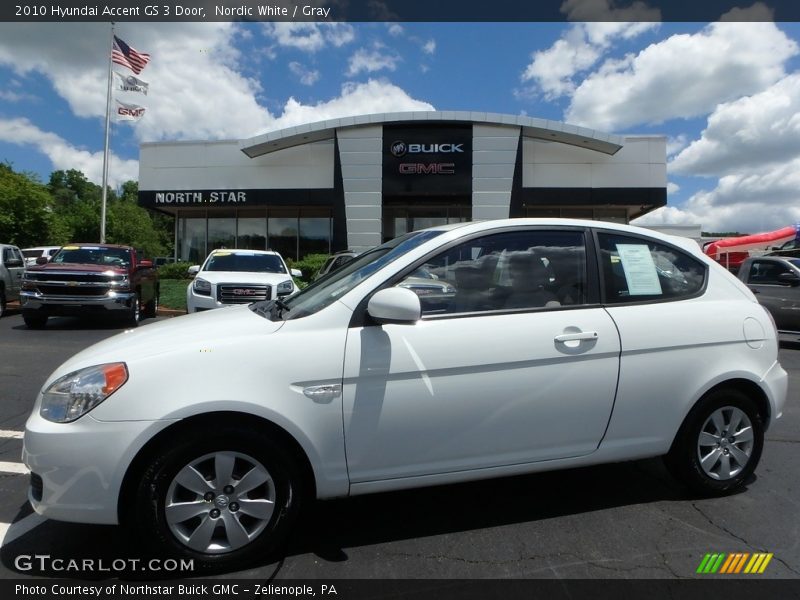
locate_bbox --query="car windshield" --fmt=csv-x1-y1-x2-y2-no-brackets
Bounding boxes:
203,252,286,273
22,250,42,258
51,246,131,267
790,259,800,269
250,230,444,321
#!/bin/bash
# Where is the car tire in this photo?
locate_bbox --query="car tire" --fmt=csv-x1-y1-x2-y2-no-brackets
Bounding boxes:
126,293,140,327
144,287,159,319
22,310,47,329
665,388,764,496
129,427,303,570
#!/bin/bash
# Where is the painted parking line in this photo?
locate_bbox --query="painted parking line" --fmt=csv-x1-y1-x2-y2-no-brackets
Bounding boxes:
0,430,24,440
0,461,29,475
0,513,47,547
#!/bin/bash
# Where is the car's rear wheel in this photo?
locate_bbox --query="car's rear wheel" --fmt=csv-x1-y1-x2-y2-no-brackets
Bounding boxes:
125,293,140,327
22,310,47,329
665,388,764,496
144,288,159,319
130,428,303,569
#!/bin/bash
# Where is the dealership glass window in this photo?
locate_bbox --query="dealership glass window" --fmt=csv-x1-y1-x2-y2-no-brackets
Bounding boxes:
178,217,207,265
299,208,332,257
383,204,471,242
208,211,236,252
237,210,268,251
524,207,629,223
268,210,299,261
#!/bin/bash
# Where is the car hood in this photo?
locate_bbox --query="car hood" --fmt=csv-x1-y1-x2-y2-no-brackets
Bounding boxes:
27,263,128,275
195,271,292,285
51,306,284,380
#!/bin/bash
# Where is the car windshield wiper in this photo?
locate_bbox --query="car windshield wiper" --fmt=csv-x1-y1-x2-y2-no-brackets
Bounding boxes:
249,298,291,321
273,298,291,318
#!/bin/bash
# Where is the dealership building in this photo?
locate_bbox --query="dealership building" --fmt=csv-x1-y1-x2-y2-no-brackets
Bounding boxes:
138,111,666,263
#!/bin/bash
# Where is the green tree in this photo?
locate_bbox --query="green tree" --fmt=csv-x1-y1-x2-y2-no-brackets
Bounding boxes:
0,162,53,246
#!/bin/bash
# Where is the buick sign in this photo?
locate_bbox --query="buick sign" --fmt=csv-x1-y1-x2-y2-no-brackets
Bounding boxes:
391,141,463,156
390,141,407,157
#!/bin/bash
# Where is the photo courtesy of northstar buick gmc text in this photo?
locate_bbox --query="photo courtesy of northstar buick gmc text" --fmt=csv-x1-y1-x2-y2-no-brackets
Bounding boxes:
23,219,787,569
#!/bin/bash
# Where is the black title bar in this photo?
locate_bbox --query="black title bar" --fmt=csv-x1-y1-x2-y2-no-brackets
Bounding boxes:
3,0,800,22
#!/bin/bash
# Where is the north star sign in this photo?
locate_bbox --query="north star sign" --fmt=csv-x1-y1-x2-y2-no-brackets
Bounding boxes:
154,191,247,204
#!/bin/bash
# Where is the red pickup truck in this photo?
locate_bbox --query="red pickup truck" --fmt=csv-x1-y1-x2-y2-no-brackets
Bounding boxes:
20,243,159,329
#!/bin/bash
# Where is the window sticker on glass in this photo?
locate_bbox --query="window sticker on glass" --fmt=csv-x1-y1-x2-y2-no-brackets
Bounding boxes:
616,244,663,296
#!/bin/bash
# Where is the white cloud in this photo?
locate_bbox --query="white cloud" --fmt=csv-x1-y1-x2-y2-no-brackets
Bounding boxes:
270,79,434,130
666,182,680,194
387,24,404,37
0,24,433,185
0,117,138,186
521,22,657,100
288,61,321,86
262,22,355,52
347,45,401,76
422,40,436,55
671,73,800,176
666,134,688,158
565,21,798,131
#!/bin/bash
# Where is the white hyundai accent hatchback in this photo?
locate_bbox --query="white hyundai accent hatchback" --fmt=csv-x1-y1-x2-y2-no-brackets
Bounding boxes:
23,219,787,569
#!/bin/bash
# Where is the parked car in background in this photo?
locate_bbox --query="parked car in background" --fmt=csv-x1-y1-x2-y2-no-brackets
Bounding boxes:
314,250,359,280
21,246,61,267
0,243,25,318
766,239,800,259
21,244,159,328
738,255,800,333
186,248,301,313
23,219,787,569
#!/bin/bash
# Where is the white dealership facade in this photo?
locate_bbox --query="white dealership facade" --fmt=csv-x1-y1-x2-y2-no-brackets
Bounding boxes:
138,111,666,263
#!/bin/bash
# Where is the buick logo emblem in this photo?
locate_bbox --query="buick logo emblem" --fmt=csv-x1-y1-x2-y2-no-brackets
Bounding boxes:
390,140,407,157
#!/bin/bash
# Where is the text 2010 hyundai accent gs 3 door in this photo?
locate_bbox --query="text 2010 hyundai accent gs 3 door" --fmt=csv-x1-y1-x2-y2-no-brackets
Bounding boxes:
23,219,787,569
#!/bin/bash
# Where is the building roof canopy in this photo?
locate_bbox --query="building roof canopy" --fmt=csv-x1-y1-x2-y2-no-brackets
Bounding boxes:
239,111,624,158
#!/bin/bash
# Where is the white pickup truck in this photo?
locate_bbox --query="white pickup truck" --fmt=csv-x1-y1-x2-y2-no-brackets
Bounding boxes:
0,243,26,318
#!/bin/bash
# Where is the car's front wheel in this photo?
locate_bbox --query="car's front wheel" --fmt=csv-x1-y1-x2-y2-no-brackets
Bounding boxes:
22,310,47,329
665,388,764,496
130,428,302,569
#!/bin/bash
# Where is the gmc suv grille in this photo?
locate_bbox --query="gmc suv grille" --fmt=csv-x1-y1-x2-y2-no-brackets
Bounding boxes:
218,284,271,304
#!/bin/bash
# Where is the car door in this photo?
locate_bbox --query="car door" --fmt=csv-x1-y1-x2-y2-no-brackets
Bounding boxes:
341,228,621,483
4,247,25,299
744,259,800,331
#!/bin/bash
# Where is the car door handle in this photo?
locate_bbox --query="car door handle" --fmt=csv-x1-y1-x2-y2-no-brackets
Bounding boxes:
554,331,599,343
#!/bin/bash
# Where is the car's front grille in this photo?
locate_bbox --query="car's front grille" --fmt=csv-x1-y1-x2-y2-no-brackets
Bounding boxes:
36,285,110,296
30,473,43,502
25,272,112,283
218,284,271,304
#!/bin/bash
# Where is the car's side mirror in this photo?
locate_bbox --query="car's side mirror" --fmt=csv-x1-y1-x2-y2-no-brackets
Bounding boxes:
778,272,800,286
367,287,421,325
36,256,49,265
187,265,200,277
138,260,153,269
291,268,302,278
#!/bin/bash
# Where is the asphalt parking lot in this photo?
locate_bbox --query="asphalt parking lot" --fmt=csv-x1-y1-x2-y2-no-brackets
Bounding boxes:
0,305,798,582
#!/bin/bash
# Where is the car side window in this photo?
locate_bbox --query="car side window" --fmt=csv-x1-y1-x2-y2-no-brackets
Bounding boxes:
598,233,706,303
396,230,588,316
748,260,792,285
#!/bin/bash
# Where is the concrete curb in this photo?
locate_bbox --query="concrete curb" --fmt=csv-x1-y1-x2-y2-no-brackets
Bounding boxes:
156,307,185,317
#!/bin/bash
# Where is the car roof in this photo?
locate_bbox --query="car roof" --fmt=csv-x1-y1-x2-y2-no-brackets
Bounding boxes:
207,249,281,256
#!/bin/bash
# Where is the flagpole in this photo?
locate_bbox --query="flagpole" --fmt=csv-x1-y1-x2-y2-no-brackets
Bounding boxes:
100,22,114,243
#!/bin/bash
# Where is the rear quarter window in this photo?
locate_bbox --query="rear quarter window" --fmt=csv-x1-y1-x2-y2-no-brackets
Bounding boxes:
598,233,707,304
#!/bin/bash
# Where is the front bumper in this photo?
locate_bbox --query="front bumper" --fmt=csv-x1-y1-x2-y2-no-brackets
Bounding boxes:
23,411,174,525
21,290,136,314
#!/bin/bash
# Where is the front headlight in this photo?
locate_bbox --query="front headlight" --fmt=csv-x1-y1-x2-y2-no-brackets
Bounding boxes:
110,276,129,287
40,363,128,423
277,280,294,295
193,277,211,296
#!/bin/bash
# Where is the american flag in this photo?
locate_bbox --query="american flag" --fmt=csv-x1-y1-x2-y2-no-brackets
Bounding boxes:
112,35,150,75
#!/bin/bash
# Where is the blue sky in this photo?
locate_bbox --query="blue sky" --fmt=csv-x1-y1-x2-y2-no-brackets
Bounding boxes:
1,9,800,232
